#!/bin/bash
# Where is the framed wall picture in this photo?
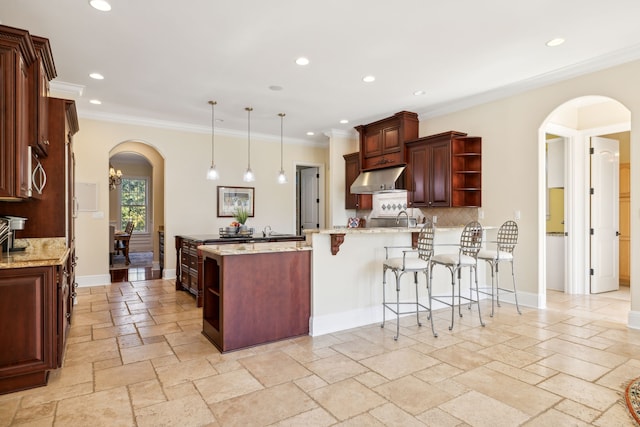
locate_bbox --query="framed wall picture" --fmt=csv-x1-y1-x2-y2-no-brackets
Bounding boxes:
217,186,255,217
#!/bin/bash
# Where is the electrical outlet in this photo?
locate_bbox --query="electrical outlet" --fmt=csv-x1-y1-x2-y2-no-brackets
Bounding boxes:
514,210,521,220
478,209,484,220
432,215,438,224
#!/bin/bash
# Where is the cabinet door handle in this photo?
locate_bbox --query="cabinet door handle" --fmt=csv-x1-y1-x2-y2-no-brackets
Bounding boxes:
32,158,47,194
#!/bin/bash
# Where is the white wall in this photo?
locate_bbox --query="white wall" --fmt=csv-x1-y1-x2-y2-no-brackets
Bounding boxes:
74,118,328,285
419,58,640,324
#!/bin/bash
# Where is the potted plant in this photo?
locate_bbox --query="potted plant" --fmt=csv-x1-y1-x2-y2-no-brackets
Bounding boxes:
232,206,249,233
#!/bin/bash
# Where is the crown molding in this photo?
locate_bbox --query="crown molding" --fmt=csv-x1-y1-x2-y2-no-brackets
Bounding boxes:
78,110,326,147
420,43,640,120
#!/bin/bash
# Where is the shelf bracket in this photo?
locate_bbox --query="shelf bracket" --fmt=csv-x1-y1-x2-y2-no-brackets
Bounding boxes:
330,233,345,255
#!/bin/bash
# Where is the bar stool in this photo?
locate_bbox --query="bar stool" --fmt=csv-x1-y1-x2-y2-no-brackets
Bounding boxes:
382,221,437,340
430,221,485,331
477,220,521,317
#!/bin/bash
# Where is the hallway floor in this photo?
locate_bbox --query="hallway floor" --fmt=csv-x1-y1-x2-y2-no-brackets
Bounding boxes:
0,281,638,426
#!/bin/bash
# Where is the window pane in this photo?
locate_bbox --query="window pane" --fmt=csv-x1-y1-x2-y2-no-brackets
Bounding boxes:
120,178,147,232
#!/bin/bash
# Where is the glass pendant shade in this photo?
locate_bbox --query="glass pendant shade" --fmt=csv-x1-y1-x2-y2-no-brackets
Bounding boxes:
207,165,219,180
206,100,219,180
243,167,255,182
277,113,287,184
243,107,255,182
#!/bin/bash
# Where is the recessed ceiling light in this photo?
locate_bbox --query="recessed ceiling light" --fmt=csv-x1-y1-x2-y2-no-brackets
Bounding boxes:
89,72,104,80
296,57,310,66
89,99,102,105
546,38,565,47
362,75,375,83
339,119,349,124
306,131,315,136
89,0,111,12
413,90,426,96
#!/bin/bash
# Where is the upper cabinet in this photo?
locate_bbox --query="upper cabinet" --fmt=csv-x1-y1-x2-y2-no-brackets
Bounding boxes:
0,26,55,201
343,152,372,210
30,36,56,159
355,111,418,172
0,25,37,200
406,131,482,208
406,135,453,208
451,135,482,207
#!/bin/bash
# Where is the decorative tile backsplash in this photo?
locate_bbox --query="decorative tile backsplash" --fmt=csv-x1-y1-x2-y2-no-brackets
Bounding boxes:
371,192,409,217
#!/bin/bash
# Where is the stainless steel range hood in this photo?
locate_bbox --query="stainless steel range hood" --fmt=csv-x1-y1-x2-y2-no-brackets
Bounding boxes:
350,165,405,194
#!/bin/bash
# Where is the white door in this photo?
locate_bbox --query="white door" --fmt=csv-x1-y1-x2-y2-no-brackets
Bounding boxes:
590,136,619,293
300,167,319,232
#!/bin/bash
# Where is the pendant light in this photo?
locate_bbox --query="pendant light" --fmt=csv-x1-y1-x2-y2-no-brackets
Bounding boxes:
243,107,255,182
277,113,287,184
206,100,219,180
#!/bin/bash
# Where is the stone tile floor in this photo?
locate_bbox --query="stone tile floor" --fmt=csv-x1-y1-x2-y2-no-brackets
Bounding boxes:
1,280,639,426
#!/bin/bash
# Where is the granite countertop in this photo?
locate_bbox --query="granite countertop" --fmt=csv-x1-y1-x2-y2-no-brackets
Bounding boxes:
0,238,69,269
315,226,468,235
199,241,312,256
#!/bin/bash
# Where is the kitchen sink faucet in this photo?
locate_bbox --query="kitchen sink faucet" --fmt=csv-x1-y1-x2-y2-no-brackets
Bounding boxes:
396,210,410,228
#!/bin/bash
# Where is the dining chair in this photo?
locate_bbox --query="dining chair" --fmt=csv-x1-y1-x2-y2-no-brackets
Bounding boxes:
477,220,521,316
430,221,485,331
381,221,437,340
115,221,134,265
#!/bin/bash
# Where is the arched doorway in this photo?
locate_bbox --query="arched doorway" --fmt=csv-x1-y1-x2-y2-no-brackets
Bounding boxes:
109,141,165,279
539,96,631,305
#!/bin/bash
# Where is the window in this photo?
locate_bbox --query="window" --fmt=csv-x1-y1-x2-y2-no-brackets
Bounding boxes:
120,177,148,232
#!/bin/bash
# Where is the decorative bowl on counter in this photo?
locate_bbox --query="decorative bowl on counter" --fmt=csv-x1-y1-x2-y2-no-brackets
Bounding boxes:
219,227,254,238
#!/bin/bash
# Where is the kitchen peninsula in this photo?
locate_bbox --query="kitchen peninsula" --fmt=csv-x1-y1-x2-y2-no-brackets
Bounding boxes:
199,241,311,353
308,225,489,336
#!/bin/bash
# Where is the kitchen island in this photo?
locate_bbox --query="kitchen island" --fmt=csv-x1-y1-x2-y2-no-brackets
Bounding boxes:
309,226,490,336
199,241,311,353
176,233,305,306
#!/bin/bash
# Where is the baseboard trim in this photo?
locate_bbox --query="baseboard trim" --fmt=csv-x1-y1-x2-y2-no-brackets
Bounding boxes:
76,274,112,287
163,269,176,280
309,290,541,337
628,310,640,329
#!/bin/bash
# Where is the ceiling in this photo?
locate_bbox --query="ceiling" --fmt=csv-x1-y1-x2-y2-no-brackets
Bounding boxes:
3,0,640,144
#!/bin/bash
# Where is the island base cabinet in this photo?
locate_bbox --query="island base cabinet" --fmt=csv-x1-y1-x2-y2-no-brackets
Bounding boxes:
0,266,56,395
202,251,311,353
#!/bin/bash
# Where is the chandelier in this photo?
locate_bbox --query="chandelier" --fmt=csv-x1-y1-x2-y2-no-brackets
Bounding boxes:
109,164,122,191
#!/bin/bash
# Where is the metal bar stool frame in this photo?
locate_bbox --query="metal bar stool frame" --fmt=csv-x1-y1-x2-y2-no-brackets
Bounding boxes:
477,220,521,317
381,221,437,340
430,221,485,331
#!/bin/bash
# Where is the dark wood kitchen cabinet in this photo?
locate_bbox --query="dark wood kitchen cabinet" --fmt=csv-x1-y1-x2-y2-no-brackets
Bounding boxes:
406,136,453,208
343,152,372,210
30,36,56,159
176,236,200,303
0,98,79,238
0,25,36,200
355,111,418,171
176,234,306,307
451,136,482,207
406,131,482,208
201,248,311,353
0,261,70,394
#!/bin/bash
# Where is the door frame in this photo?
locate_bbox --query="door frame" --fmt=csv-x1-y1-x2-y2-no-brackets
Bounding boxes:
294,161,326,234
540,121,629,300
